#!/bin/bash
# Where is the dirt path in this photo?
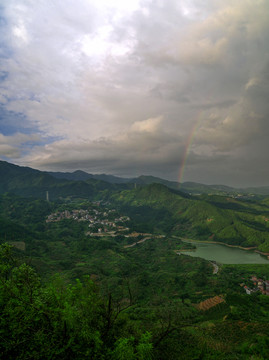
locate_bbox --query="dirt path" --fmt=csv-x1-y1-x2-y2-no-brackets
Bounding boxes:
124,237,150,248
210,261,219,274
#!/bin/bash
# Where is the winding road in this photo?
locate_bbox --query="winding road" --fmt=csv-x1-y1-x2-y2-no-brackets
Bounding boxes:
124,237,150,248
210,262,219,274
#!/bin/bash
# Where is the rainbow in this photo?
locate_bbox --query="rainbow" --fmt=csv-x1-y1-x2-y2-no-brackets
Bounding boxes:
178,111,203,185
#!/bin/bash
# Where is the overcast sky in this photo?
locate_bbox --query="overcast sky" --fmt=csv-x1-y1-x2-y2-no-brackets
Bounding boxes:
0,0,269,187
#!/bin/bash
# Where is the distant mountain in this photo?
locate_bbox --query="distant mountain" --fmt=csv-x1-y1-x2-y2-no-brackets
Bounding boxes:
48,170,269,196
0,160,58,193
128,175,179,189
127,176,251,196
129,176,240,195
2,160,269,197
180,181,238,195
47,171,240,195
240,186,269,195
47,170,132,184
180,182,269,196
47,170,94,181
0,161,125,200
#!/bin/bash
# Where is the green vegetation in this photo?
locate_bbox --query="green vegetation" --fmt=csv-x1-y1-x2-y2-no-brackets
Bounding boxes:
1,160,269,251
112,184,269,252
1,233,269,359
0,244,153,359
0,161,269,358
0,192,269,359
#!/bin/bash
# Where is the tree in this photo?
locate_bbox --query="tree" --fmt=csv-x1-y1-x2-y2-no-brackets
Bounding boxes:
0,243,154,359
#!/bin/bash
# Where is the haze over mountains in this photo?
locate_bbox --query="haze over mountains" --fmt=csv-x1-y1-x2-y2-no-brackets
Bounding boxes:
2,160,269,198
47,166,269,196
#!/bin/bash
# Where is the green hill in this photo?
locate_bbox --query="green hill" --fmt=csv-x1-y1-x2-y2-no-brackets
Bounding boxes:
112,184,269,252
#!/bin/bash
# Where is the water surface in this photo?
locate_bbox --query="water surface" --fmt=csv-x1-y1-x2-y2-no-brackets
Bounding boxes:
181,241,269,264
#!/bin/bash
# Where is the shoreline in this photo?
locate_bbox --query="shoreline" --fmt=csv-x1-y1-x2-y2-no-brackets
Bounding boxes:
254,250,269,257
176,237,269,258
174,248,196,252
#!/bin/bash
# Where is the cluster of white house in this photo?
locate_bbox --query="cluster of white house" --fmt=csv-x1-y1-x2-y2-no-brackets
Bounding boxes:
46,207,130,234
243,276,269,296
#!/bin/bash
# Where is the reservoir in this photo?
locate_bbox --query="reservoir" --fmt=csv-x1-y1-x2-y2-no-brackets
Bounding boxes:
181,240,269,264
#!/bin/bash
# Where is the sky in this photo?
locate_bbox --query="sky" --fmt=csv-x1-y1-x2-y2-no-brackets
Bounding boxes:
0,0,269,187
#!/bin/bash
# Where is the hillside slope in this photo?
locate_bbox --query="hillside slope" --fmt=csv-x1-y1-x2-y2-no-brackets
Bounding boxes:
112,184,269,252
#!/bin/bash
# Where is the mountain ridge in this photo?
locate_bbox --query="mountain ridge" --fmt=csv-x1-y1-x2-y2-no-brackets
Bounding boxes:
2,160,269,196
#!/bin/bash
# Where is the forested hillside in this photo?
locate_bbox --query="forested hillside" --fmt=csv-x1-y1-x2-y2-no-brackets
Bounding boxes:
113,184,269,252
1,235,269,359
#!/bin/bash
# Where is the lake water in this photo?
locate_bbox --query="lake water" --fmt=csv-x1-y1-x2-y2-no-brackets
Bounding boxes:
181,240,269,264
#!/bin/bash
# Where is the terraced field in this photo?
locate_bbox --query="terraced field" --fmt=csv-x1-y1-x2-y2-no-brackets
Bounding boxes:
197,295,225,311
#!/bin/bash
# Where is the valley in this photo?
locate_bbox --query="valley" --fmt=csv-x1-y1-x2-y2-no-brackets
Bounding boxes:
0,161,269,359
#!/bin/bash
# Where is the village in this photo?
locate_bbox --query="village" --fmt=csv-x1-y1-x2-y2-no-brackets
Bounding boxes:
46,205,167,242
241,276,269,296
46,205,131,235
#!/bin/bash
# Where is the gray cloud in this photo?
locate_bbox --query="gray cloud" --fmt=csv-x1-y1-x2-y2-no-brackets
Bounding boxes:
195,61,269,152
1,0,269,186
0,132,41,158
18,116,186,179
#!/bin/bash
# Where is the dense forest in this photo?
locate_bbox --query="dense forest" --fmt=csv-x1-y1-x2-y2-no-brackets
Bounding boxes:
1,238,269,359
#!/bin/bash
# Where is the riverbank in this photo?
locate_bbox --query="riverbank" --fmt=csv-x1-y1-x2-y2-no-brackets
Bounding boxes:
174,236,269,259
254,250,269,258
